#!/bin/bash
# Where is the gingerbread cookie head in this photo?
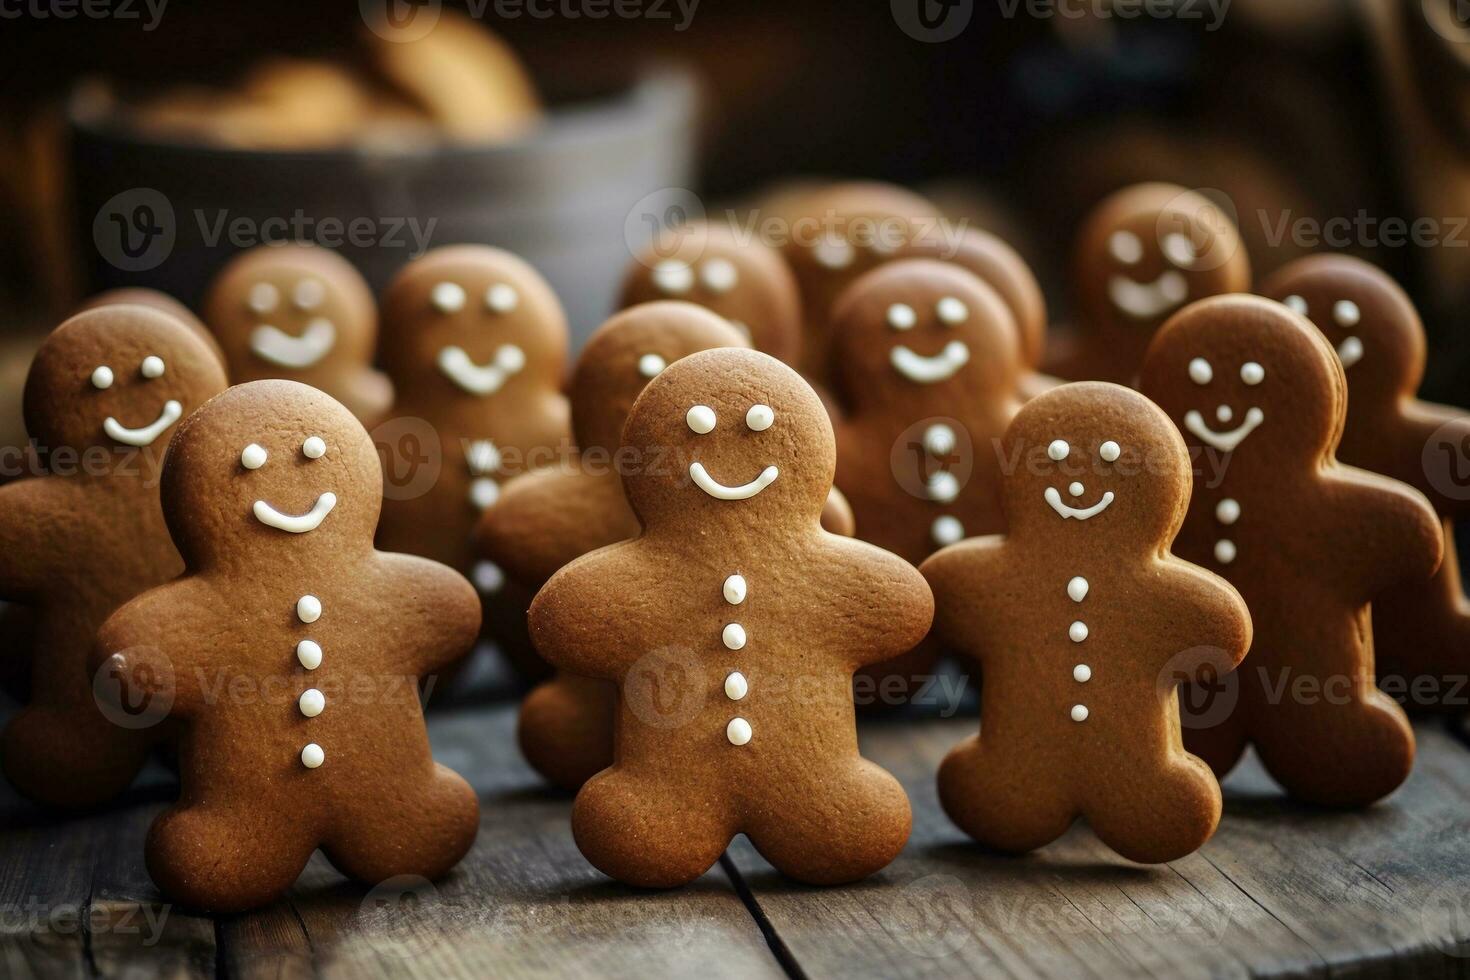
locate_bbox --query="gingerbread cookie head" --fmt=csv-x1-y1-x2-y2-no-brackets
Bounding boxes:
24,306,227,458
77,288,218,352
1261,254,1425,407
1140,295,1345,478
1075,183,1251,338
201,243,377,380
570,302,749,451
378,244,567,401
161,380,382,569
999,381,1192,549
621,347,833,531
829,259,1021,411
618,222,800,364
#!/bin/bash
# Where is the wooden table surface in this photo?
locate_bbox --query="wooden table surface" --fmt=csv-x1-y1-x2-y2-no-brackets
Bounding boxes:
3,699,1470,979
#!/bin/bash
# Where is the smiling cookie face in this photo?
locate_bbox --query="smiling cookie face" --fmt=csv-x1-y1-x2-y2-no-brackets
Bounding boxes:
23,306,227,457
202,243,376,379
161,380,382,566
621,348,834,529
378,244,567,400
1140,295,1345,471
1001,381,1192,546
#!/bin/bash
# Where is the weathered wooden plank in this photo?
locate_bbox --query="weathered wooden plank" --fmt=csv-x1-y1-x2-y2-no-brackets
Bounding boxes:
726,718,1470,979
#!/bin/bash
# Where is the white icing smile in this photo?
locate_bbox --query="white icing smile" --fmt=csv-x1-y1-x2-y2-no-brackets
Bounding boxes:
689,461,778,501
103,400,182,447
253,492,338,533
1108,272,1189,319
1044,486,1115,521
438,345,526,395
1184,407,1264,452
891,341,970,384
250,318,337,369
1337,336,1363,368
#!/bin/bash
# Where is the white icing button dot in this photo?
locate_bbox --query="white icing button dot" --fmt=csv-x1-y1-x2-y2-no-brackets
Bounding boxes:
301,743,325,769
1069,621,1089,643
91,366,114,390
887,303,917,331
1217,405,1233,423
724,671,748,701
1216,498,1240,525
723,574,747,605
297,595,322,624
924,424,957,457
1099,440,1120,462
302,436,326,459
486,283,519,313
1068,481,1084,498
141,356,165,379
496,345,527,373
474,560,505,594
722,623,747,651
430,281,466,313
470,478,500,510
746,404,775,432
932,515,964,546
1047,439,1070,461
638,353,667,378
1067,576,1088,602
936,297,969,325
1334,300,1361,327
686,405,716,434
467,440,500,475
297,640,322,670
701,258,738,293
928,471,960,503
1188,358,1213,385
299,688,325,718
293,278,326,310
241,444,268,470
814,238,854,269
1240,362,1265,385
1073,664,1092,683
1284,294,1308,315
726,717,752,745
651,260,694,294
1070,704,1089,723
248,282,280,314
1215,539,1237,564
1109,230,1143,265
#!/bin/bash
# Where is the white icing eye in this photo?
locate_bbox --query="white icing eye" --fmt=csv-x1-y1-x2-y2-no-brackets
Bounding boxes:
887,304,917,331
1163,233,1197,268
302,436,326,459
430,281,466,314
91,366,114,390
1284,295,1308,316
495,345,527,373
1188,357,1213,385
241,444,267,470
1333,300,1361,327
141,356,165,379
638,353,666,378
700,258,738,294
293,278,326,311
247,282,279,314
1240,361,1265,385
1099,440,1120,462
687,405,716,434
1047,439,1070,461
485,283,519,313
936,297,968,326
651,260,694,295
746,404,775,431
1109,230,1143,265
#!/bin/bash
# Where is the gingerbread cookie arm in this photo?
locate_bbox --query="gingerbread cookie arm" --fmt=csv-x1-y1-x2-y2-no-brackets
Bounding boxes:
1155,560,1253,680
1404,400,1470,519
527,543,644,680
91,582,211,719
378,553,481,677
826,537,935,669
1339,468,1444,600
477,467,634,591
0,479,68,599
919,536,1004,661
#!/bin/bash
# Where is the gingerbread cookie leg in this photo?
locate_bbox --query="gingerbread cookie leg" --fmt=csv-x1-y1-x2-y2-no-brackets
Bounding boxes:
516,675,617,792
937,736,1078,854
1083,750,1220,864
2,704,155,807
323,763,479,884
1374,528,1470,691
571,769,735,889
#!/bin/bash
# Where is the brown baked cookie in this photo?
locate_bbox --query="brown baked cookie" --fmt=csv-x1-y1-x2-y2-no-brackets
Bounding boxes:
77,288,220,356
1262,255,1470,710
529,348,931,887
1050,183,1251,385
618,221,802,365
0,306,228,807
202,242,392,426
1140,295,1443,806
91,380,480,912
779,181,940,381
923,382,1251,863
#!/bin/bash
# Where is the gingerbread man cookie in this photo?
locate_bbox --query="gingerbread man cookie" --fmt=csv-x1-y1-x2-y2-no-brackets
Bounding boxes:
92,380,480,912
1263,255,1470,708
0,306,228,807
1050,183,1251,385
202,242,392,425
78,288,221,357
1140,295,1443,806
529,348,930,887
619,221,802,365
923,382,1251,862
